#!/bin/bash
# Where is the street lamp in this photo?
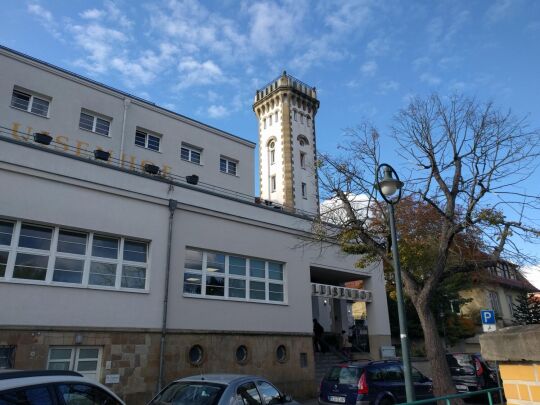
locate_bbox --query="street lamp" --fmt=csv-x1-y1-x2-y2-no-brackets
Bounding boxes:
376,163,415,402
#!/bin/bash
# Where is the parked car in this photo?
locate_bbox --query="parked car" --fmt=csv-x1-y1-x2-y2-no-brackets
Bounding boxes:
446,353,500,402
0,369,125,404
318,360,433,405
149,374,300,405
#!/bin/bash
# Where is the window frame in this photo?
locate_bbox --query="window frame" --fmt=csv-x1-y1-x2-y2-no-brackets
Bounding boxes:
10,87,51,118
135,128,161,152
0,219,149,293
220,156,238,176
271,175,276,193
182,248,286,305
300,152,306,169
47,346,102,381
180,143,202,165
301,182,307,199
79,110,111,137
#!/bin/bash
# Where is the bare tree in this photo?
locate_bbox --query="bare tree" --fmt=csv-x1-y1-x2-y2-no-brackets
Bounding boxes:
316,94,540,398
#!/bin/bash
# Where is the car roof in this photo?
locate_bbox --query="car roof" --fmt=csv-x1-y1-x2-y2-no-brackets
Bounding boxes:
336,359,402,368
0,371,124,404
172,374,265,385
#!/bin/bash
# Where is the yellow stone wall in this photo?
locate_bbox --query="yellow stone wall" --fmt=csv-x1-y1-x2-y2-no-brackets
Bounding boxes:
499,363,540,404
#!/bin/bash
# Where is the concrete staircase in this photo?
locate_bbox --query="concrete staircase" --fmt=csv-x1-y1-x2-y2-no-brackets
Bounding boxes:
314,351,344,384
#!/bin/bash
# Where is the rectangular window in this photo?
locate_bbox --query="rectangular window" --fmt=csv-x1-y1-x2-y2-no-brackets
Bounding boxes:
488,291,501,315
307,117,311,127
0,219,149,291
135,129,161,152
180,144,202,164
270,149,275,165
301,182,307,198
182,249,285,303
0,346,16,369
47,347,101,381
79,111,111,136
300,152,306,168
507,295,514,317
220,157,238,176
271,176,276,192
274,112,278,122
11,88,50,117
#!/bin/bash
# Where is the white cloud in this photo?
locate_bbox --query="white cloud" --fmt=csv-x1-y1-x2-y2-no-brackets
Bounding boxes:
486,0,512,24
366,37,391,57
378,80,399,94
412,56,431,70
80,9,105,19
522,264,540,290
419,72,441,86
208,105,230,118
176,57,225,89
27,3,62,39
361,60,377,76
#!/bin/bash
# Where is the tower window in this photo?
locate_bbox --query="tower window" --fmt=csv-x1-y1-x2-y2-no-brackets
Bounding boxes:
307,116,311,127
300,114,304,124
271,176,276,192
269,141,276,165
301,183,307,198
300,152,306,169
263,118,267,129
269,115,272,126
275,112,278,122
293,111,297,121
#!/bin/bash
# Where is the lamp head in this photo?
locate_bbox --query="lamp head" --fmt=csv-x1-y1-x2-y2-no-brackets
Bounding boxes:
376,164,404,204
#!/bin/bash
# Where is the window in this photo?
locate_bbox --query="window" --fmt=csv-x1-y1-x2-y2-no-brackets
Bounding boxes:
301,182,307,198
300,152,306,169
0,386,54,404
257,381,282,403
269,115,272,126
183,248,285,303
135,129,161,152
0,219,149,291
48,347,101,381
293,110,297,121
180,144,202,164
507,295,514,317
79,111,110,136
11,88,50,117
300,113,304,124
488,290,501,315
307,116,311,127
58,384,122,405
298,135,309,146
237,382,262,405
220,157,237,176
269,140,276,165
0,346,15,369
271,176,276,192
274,112,278,122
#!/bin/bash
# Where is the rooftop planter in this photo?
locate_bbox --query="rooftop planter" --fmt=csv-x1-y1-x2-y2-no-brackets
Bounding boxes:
144,163,160,175
94,149,110,161
33,132,52,145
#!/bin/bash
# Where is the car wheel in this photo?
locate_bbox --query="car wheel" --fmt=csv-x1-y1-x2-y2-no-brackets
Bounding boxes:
378,397,395,405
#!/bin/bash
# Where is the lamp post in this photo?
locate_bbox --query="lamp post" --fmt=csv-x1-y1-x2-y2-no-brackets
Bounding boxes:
376,163,415,402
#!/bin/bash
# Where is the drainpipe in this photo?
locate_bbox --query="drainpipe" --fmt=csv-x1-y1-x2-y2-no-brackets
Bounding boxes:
157,198,178,393
119,98,130,163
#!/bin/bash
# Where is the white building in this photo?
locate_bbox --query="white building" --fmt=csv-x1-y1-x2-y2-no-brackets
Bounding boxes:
0,46,390,403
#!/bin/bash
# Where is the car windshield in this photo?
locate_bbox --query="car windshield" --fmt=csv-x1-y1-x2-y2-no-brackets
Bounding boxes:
446,354,475,376
326,366,362,385
149,381,225,405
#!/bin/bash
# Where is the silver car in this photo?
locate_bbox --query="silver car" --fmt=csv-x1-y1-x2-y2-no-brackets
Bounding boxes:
149,374,300,405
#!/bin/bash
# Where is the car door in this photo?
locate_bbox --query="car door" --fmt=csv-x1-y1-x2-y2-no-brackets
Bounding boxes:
56,383,123,405
411,367,432,399
0,384,55,405
382,364,405,403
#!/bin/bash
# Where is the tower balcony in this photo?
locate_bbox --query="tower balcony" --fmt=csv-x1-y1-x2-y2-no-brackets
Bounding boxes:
254,71,318,104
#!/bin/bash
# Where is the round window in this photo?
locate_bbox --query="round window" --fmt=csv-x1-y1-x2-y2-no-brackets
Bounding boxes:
269,141,275,149
188,344,204,365
299,139,305,146
276,345,287,363
235,345,248,364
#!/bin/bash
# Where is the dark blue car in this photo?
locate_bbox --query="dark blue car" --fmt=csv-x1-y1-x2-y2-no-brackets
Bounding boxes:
318,360,433,405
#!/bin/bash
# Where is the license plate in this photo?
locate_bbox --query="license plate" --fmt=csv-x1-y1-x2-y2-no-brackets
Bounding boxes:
456,384,468,391
328,396,346,403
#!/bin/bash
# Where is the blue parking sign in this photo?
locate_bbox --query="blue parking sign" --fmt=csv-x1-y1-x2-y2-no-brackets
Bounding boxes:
481,310,496,324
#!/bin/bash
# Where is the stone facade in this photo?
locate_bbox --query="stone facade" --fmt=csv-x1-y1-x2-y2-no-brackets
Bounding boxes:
480,324,540,405
0,328,315,404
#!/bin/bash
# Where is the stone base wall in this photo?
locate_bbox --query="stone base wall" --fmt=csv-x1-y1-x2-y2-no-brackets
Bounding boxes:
0,328,315,404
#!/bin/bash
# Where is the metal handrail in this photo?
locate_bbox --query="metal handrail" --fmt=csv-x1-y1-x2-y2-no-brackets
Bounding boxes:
398,386,503,405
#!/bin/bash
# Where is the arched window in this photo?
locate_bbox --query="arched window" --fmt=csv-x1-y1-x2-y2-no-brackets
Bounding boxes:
293,110,297,121
297,135,309,146
268,139,276,165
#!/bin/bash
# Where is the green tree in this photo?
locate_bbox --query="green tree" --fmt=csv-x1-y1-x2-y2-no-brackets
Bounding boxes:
316,94,540,398
513,293,540,324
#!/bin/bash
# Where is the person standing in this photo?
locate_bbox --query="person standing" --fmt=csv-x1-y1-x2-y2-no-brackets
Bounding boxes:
313,319,324,352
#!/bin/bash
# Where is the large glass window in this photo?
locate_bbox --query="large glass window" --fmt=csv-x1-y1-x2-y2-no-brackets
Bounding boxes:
11,88,50,117
79,110,111,136
47,347,101,381
181,144,202,164
0,219,149,292
183,249,285,303
135,129,161,152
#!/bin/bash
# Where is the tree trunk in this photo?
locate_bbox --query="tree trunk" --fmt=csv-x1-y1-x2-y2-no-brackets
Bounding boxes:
416,302,464,405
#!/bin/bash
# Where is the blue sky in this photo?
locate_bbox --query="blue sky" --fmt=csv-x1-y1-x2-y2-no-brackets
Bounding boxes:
1,0,540,285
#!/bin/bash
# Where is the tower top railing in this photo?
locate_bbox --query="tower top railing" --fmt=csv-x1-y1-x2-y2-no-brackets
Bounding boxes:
255,71,317,102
